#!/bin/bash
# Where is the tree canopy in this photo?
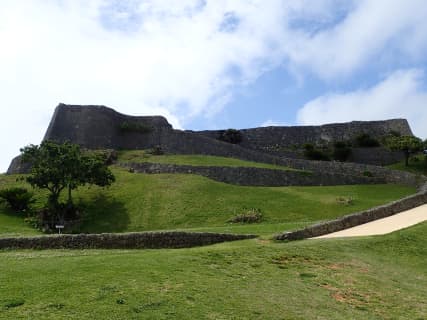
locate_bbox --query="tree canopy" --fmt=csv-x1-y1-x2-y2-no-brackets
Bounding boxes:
387,135,423,166
21,141,115,222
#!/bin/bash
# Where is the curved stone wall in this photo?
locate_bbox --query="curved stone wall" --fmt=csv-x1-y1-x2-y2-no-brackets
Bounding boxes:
0,231,256,250
274,182,427,241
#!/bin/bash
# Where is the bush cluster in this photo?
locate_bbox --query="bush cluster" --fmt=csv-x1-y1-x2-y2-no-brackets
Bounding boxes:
303,144,330,161
218,129,242,144
332,141,352,162
355,133,380,147
336,196,355,206
228,208,263,223
0,187,34,212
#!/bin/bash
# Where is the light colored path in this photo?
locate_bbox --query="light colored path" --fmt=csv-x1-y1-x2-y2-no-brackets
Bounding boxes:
314,204,427,239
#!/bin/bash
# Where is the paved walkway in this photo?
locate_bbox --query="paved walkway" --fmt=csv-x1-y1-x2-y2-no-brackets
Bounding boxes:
314,204,427,238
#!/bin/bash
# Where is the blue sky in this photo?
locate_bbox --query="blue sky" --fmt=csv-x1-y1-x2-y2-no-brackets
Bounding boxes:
1,0,427,172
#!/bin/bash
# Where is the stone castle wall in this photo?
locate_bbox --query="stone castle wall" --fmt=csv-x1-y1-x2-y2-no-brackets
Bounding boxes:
196,119,413,153
120,162,385,187
0,231,256,250
275,182,427,241
7,104,420,188
43,103,172,149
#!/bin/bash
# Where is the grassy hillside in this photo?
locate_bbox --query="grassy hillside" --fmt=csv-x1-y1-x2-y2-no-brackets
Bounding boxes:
116,151,299,171
0,168,416,236
388,154,427,175
0,222,425,319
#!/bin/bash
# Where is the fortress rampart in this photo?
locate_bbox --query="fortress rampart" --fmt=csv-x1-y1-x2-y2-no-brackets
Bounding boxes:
7,104,420,189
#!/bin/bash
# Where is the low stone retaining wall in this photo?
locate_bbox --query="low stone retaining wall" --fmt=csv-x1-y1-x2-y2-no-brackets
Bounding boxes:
0,231,257,250
121,162,384,187
274,183,427,241
278,157,424,187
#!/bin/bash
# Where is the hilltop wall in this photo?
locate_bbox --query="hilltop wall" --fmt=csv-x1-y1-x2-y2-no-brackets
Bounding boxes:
196,119,413,154
45,104,412,153
7,104,419,187
44,103,172,149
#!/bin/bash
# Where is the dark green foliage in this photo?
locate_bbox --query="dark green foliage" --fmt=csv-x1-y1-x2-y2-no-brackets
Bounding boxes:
20,141,115,224
332,141,352,162
303,144,330,161
218,129,242,144
4,299,25,309
119,121,152,134
362,171,373,177
355,133,380,147
389,130,401,137
150,145,164,155
228,208,263,223
0,187,34,212
386,135,423,166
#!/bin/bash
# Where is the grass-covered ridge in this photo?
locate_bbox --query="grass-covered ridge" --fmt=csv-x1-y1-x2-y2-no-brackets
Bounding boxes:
0,222,425,319
0,168,416,236
117,151,299,171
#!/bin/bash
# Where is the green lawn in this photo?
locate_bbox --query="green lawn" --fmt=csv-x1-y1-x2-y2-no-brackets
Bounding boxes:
0,169,416,236
0,222,425,319
116,151,299,171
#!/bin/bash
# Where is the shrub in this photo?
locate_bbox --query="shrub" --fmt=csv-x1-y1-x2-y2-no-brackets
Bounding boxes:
218,129,242,144
363,171,373,177
389,130,401,137
336,196,354,206
303,144,330,161
0,187,34,212
150,145,164,155
228,208,263,223
332,141,352,162
355,133,380,147
4,299,25,309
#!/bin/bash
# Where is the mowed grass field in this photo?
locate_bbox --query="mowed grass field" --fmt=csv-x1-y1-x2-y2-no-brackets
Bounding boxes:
0,154,425,319
0,166,416,236
0,222,426,319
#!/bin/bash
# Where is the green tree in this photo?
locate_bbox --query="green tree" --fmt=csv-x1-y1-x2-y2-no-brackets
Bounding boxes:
21,141,115,222
387,135,423,166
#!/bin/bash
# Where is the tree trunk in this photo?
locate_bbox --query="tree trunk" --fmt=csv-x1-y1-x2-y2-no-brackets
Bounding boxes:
67,184,73,206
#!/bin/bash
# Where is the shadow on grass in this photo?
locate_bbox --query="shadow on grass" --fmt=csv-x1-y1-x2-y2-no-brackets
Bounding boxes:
0,203,30,218
77,194,130,233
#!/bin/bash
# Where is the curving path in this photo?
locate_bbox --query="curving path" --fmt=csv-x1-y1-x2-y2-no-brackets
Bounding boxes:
314,204,427,238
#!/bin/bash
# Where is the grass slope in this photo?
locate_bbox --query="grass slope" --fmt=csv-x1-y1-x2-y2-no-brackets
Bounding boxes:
0,169,416,236
117,151,300,171
388,154,427,175
0,222,425,319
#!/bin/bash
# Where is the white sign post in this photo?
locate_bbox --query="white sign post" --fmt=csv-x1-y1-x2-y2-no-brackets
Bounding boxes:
55,225,64,235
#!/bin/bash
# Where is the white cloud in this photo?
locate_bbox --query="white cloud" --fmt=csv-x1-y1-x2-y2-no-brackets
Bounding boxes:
284,0,427,78
1,0,427,172
297,69,427,138
260,120,291,127
0,0,290,172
